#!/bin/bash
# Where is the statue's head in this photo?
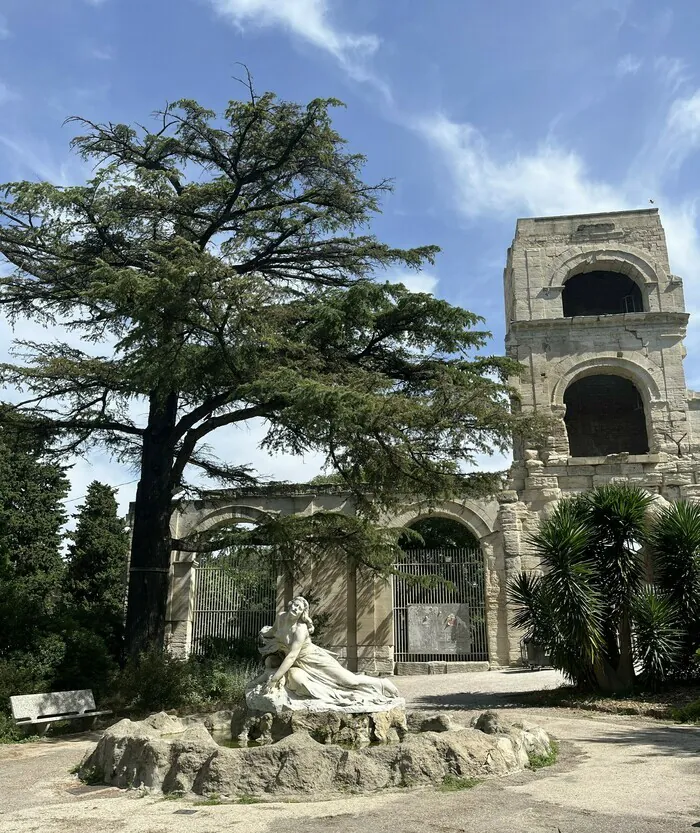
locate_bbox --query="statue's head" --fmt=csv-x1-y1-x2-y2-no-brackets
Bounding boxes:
288,596,308,617
287,596,314,633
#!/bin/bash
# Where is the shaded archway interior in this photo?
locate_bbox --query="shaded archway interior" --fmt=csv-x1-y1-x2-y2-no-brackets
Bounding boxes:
562,270,644,316
394,517,487,666
191,520,278,659
400,516,480,550
564,374,649,457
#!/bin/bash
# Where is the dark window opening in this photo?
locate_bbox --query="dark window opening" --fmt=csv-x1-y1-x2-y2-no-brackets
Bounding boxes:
564,374,648,457
562,270,644,317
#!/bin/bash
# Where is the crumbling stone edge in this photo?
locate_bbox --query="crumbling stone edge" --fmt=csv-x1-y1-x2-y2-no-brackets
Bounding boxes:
79,708,553,798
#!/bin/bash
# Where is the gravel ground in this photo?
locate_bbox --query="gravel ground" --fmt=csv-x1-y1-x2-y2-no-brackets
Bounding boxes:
1,669,699,833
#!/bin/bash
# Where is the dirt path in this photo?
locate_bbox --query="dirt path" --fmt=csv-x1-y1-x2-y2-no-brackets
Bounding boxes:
1,670,698,833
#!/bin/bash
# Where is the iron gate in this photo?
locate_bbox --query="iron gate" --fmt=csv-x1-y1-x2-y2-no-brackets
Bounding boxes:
191,547,277,656
393,547,488,663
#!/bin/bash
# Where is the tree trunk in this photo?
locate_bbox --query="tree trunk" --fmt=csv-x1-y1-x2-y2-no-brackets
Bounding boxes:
124,391,178,658
593,621,636,694
617,610,636,691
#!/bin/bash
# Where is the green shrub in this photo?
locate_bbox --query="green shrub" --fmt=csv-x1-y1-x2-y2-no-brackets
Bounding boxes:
439,774,480,791
196,636,259,662
108,649,260,715
528,740,559,770
111,650,199,714
0,712,23,743
670,698,700,724
184,655,260,711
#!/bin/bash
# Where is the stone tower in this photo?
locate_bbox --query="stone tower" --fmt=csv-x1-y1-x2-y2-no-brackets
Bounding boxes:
497,208,700,662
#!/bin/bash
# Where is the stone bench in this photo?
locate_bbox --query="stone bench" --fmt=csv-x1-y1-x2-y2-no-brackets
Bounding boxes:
10,689,112,734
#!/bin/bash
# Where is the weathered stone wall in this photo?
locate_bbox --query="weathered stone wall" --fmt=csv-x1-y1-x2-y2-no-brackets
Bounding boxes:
162,490,504,669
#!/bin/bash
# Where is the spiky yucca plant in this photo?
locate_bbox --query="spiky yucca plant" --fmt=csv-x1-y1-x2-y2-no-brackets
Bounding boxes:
647,501,700,669
509,499,602,687
508,484,693,692
631,588,682,691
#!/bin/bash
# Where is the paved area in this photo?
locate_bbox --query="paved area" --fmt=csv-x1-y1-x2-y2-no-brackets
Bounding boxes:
0,669,699,832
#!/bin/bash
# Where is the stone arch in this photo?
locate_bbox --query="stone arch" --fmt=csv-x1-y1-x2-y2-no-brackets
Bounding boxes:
387,499,497,544
551,355,663,407
552,357,662,457
564,375,649,456
547,246,664,314
187,504,280,537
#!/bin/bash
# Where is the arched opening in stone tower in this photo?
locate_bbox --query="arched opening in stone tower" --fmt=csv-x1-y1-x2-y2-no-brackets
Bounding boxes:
564,374,649,457
562,270,645,316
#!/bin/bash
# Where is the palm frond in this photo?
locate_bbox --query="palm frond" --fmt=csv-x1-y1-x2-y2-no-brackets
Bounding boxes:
631,588,682,691
647,500,700,622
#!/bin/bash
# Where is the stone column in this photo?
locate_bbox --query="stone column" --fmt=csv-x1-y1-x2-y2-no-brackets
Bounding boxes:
482,532,507,667
355,568,394,675
164,554,197,658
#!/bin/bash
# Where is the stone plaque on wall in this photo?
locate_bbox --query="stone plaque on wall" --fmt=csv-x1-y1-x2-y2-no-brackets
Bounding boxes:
407,604,471,654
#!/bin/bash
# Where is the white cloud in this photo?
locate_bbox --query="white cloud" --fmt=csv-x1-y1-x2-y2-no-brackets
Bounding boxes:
574,0,632,28
207,0,385,90
654,56,690,93
417,115,624,219
657,89,700,173
0,134,89,184
0,14,9,38
616,54,642,77
384,270,438,294
89,46,113,60
0,81,19,106
415,102,700,384
190,417,325,487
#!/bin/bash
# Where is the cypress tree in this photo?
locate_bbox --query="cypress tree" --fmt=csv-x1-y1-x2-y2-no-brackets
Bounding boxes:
65,481,130,661
0,411,69,691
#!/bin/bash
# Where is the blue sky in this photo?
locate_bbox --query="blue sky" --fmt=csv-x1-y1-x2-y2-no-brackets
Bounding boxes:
2,0,700,517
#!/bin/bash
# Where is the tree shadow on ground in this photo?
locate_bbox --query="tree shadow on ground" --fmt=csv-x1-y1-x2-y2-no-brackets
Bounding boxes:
406,675,566,713
579,724,700,758
408,690,544,711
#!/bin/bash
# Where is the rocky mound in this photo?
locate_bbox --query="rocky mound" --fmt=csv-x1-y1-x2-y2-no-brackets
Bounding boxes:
79,709,551,797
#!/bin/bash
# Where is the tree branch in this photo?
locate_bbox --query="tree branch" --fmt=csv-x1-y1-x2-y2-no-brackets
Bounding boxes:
169,399,286,489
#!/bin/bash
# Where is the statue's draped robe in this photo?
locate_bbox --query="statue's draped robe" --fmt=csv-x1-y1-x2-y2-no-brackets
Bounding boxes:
257,625,398,709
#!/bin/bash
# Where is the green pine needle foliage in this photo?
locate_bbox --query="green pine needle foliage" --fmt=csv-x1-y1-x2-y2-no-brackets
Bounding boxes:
0,84,550,651
64,481,130,659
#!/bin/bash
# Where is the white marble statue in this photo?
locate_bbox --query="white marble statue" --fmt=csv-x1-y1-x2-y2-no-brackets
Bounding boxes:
245,596,404,713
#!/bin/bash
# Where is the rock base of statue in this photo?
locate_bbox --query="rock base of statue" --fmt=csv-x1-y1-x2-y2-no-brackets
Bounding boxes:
78,709,553,798
244,679,405,716
235,704,408,749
